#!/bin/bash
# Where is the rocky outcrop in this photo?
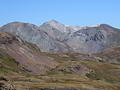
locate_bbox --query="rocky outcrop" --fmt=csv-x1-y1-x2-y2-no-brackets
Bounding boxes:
0,32,58,74
0,77,15,90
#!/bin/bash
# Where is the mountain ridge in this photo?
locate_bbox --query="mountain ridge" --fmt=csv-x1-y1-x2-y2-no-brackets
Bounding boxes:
0,20,120,54
1,20,119,30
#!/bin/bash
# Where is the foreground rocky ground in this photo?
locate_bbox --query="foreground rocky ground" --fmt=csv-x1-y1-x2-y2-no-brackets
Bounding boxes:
0,54,120,90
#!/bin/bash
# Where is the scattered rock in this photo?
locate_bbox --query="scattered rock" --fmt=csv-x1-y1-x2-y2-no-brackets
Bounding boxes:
0,81,16,90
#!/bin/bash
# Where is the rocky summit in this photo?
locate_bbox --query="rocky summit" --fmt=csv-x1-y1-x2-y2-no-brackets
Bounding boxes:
1,20,120,54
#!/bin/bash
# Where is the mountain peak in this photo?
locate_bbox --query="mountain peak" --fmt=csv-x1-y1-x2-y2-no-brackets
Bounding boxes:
82,24,110,28
42,20,67,32
43,20,61,25
99,24,111,27
95,24,120,30
48,20,59,23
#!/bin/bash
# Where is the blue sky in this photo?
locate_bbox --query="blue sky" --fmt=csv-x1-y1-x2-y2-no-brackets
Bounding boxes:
0,0,120,28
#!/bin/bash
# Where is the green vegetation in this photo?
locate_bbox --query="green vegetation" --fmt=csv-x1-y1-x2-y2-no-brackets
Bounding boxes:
82,61,120,84
86,73,101,80
0,54,120,90
0,57,25,77
116,58,120,62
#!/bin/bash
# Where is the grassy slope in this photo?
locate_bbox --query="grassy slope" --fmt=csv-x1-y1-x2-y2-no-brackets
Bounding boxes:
0,53,120,90
0,57,26,77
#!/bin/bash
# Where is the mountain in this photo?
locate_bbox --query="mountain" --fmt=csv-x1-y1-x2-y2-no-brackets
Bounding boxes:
0,20,120,54
0,32,58,75
0,22,71,53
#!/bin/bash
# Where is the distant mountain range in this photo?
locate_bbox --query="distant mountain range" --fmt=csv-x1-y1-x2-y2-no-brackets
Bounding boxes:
0,20,120,54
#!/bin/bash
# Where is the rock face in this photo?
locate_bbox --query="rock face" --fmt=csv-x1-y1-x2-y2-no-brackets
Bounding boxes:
0,77,15,90
0,20,120,54
0,22,70,53
0,32,58,74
